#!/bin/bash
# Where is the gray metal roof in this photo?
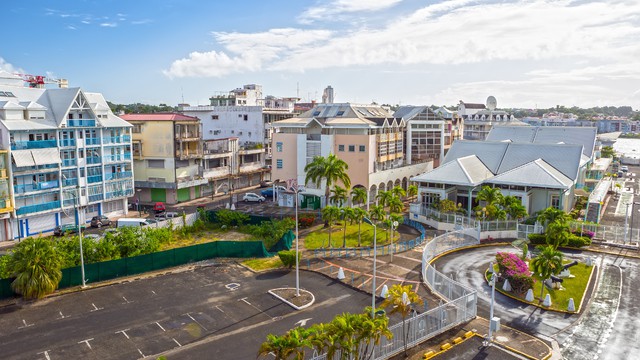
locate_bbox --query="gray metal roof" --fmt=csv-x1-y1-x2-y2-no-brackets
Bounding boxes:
488,159,573,189
486,126,597,159
497,143,583,181
411,155,492,186
443,140,509,173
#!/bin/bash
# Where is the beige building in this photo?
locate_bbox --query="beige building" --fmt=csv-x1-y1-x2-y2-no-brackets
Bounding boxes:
122,113,205,204
271,103,433,208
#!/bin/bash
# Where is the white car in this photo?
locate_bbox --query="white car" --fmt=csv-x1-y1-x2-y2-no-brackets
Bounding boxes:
243,193,265,203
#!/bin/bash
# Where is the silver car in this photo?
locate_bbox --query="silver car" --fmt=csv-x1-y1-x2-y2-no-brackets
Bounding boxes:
242,193,265,203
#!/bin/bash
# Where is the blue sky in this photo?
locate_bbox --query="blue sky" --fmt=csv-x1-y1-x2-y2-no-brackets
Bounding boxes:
2,0,639,109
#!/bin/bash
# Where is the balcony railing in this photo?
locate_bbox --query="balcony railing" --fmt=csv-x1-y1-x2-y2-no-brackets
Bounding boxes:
105,171,133,181
16,200,61,215
88,194,103,203
59,139,76,147
63,178,78,187
67,119,96,127
102,135,131,144
11,139,57,150
87,156,102,165
87,175,103,184
62,159,77,167
63,199,75,207
106,189,134,199
104,153,132,163
14,180,60,194
85,138,101,146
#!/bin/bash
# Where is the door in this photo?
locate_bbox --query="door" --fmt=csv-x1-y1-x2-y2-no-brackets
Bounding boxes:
177,188,190,202
195,186,201,199
151,188,166,203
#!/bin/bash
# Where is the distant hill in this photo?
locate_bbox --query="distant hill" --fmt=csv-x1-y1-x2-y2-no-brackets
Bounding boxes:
108,101,177,114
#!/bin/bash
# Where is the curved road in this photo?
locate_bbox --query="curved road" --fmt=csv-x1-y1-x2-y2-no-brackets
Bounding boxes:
433,246,640,360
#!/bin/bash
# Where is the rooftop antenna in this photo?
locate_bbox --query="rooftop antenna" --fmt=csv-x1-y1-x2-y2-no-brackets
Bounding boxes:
296,82,299,99
181,87,185,104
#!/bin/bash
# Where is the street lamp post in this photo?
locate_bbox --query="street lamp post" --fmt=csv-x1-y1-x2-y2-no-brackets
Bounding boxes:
68,185,86,288
136,188,142,217
363,217,377,318
631,202,640,243
294,185,300,297
486,269,499,346
624,202,631,244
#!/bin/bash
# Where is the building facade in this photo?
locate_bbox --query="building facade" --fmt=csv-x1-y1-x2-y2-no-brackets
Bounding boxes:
271,103,433,208
0,71,133,239
458,100,518,140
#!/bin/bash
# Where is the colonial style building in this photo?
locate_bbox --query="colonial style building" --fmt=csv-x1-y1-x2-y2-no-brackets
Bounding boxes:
0,71,133,239
458,100,519,140
271,103,432,208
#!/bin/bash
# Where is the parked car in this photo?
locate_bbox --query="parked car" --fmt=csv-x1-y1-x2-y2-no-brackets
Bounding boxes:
259,180,273,188
155,211,179,219
90,215,112,228
116,218,148,228
261,188,274,197
621,165,629,172
54,224,85,236
83,234,102,242
242,193,265,203
153,202,166,214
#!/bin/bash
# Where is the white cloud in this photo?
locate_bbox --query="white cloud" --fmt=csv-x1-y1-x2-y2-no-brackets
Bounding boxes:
299,0,402,24
67,25,77,30
0,58,25,74
100,22,117,28
131,19,152,25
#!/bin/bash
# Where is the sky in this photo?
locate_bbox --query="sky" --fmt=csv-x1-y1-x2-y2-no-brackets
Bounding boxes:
1,0,639,110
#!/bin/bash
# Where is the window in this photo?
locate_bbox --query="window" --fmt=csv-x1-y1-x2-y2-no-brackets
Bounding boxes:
211,115,219,120
348,145,355,152
551,195,560,209
214,130,221,135
276,159,283,169
148,159,165,168
132,124,143,133
276,142,283,152
243,115,248,121
176,160,189,167
359,145,366,152
68,113,74,119
338,145,345,152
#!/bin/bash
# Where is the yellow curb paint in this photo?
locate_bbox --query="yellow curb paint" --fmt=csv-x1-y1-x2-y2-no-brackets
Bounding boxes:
422,350,435,359
440,343,452,351
453,337,463,344
464,331,474,338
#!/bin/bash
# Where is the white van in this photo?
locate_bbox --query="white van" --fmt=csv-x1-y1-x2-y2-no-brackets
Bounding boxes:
116,218,149,228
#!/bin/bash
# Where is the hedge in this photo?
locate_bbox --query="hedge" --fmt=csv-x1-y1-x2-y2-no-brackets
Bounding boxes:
528,233,592,248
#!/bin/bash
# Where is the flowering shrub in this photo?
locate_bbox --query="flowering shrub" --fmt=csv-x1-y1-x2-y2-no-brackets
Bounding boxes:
495,252,534,294
294,214,316,228
571,229,594,239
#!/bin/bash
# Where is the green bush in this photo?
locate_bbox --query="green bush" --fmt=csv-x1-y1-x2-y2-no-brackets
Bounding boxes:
215,209,250,227
277,250,299,268
247,218,295,249
528,233,591,248
0,255,11,279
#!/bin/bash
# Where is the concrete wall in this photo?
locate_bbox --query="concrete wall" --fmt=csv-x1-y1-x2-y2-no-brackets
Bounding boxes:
271,133,298,182
334,134,371,188
186,106,264,146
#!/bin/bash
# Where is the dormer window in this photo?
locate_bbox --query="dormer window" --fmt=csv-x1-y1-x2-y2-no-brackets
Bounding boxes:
68,113,74,119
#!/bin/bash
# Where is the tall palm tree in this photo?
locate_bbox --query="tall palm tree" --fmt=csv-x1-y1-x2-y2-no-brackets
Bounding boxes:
341,208,355,248
257,329,307,360
546,219,570,250
9,237,63,300
359,307,393,359
537,206,569,226
388,196,404,214
369,205,385,224
376,190,394,211
391,185,406,199
407,184,418,201
321,206,340,248
476,185,503,208
351,187,368,207
330,186,348,207
304,154,351,207
381,284,423,356
352,208,367,247
531,245,564,299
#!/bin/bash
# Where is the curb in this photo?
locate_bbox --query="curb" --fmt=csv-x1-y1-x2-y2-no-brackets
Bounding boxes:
476,316,554,360
268,288,315,310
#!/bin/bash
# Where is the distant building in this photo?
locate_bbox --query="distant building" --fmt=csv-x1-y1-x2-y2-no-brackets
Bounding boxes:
322,86,334,103
458,100,519,140
0,70,133,239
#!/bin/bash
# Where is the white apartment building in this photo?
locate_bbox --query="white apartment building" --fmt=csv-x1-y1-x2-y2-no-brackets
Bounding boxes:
458,100,519,140
0,71,133,239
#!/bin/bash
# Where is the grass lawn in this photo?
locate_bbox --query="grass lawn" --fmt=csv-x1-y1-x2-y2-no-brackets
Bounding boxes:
159,229,254,250
488,261,594,312
304,222,399,249
241,257,284,271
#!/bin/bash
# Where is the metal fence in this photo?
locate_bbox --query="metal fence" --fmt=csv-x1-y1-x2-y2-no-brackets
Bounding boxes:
568,221,640,244
310,226,479,360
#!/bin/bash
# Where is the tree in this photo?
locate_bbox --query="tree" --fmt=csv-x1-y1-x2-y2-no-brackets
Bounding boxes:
321,206,341,248
330,186,348,207
537,207,569,226
546,219,570,249
376,190,394,211
352,208,367,247
351,187,368,207
476,185,504,208
368,205,385,224
9,237,63,300
305,154,351,208
388,196,404,214
257,328,308,360
601,145,615,158
437,199,457,213
341,208,355,248
381,284,423,356
530,245,564,299
391,185,406,199
503,196,528,220
407,184,418,201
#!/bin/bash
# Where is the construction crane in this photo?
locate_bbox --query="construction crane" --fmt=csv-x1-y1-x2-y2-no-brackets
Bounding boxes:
14,73,68,88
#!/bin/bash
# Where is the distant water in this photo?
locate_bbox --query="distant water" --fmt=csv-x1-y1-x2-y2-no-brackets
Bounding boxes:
613,138,640,157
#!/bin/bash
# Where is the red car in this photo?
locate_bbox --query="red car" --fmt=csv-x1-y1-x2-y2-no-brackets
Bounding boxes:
153,202,166,214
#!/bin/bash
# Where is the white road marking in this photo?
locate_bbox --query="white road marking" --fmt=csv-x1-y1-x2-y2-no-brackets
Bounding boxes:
58,311,67,319
122,296,132,304
78,338,94,350
295,318,312,327
215,305,225,313
18,319,34,329
37,350,51,360
173,338,182,347
239,297,251,305
151,290,157,295
115,329,130,339
185,313,208,331
238,297,274,320
137,349,145,357
90,303,103,312
225,283,240,291
156,322,166,332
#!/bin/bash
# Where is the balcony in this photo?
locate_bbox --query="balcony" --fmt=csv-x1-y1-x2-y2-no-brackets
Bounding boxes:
87,156,102,165
14,180,60,194
103,135,131,145
59,139,76,147
85,138,101,146
104,153,132,163
175,132,200,141
63,178,78,187
16,200,61,215
62,159,77,167
176,150,202,160
67,119,96,127
203,166,230,179
239,161,264,174
88,194,103,203
87,175,103,184
105,171,133,181
11,139,57,150
105,189,134,199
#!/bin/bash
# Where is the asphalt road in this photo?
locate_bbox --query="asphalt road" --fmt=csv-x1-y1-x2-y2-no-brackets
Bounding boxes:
433,246,640,360
0,263,379,360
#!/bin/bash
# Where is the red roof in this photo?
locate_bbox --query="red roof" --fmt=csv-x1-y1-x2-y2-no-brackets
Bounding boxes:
119,113,200,121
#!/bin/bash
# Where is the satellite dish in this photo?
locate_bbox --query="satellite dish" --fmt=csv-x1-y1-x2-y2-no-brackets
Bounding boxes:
486,96,497,111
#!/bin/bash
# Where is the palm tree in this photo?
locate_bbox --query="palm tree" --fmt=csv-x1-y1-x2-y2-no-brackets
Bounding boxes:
321,206,340,248
351,187,368,207
376,190,394,211
359,307,393,359
476,185,503,208
257,328,307,360
546,219,570,249
341,208,355,248
352,208,367,247
537,206,569,226
9,237,63,300
391,185,406,199
407,184,418,201
305,154,351,208
381,284,423,356
531,245,564,299
369,205,385,224
330,186,348,207
388,196,404,214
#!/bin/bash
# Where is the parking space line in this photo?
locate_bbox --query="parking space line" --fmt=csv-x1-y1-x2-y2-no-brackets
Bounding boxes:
90,303,103,312
185,313,208,331
215,305,225,313
78,338,94,350
137,349,145,358
58,311,67,319
156,322,166,332
239,297,251,305
18,319,34,329
238,297,274,320
37,350,51,360
151,290,157,295
122,296,132,304
115,329,130,339
173,338,182,347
